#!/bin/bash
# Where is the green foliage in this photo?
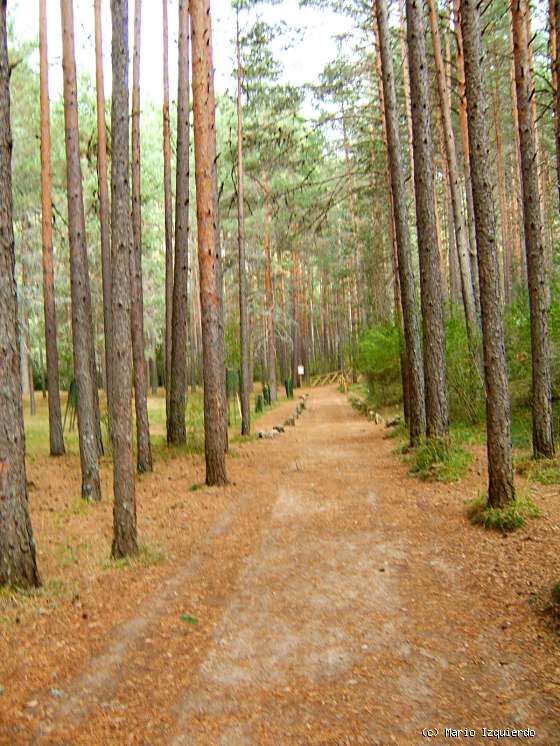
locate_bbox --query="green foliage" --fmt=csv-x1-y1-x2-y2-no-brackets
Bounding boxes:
409,437,471,482
515,457,560,485
551,582,560,604
255,394,263,413
357,323,402,408
263,384,271,406
444,312,485,424
465,492,540,533
284,378,294,399
180,613,198,625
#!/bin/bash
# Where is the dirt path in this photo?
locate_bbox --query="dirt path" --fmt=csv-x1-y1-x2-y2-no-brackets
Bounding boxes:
3,387,559,744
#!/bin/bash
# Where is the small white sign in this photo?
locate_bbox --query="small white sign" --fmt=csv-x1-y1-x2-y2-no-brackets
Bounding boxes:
297,365,304,376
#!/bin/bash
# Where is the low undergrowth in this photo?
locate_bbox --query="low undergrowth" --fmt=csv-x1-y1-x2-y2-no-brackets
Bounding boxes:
465,492,540,533
408,437,471,483
515,456,560,485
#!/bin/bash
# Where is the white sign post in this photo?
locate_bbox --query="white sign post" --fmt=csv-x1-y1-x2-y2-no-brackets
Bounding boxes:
297,364,304,388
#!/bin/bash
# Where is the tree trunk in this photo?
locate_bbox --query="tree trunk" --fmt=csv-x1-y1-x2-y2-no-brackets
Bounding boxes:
452,0,481,316
130,0,152,472
168,0,190,445
460,0,515,507
162,0,173,421
511,0,555,459
0,0,41,589
236,8,250,435
94,0,113,423
406,0,448,439
263,173,277,400
375,0,426,445
21,239,36,416
110,0,138,557
190,0,228,486
60,0,102,501
39,0,65,453
427,0,478,353
551,0,560,209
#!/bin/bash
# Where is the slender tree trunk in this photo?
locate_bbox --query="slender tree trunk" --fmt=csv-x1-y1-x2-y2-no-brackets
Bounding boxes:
406,0,448,440
452,0,481,316
494,72,511,306
94,0,113,422
427,0,478,352
21,240,36,416
511,0,555,459
236,9,250,435
0,0,41,588
168,0,190,445
190,0,228,485
130,0,152,471
375,0,426,445
163,0,173,421
110,0,138,557
263,173,277,400
39,0,65,453
60,0,101,501
551,0,560,208
460,0,515,508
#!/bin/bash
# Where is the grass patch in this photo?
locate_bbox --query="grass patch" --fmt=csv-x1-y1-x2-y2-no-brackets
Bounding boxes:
465,492,540,532
409,438,471,482
102,542,166,570
551,582,560,605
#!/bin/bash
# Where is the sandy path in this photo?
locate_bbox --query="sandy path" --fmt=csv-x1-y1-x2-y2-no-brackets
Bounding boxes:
19,388,560,743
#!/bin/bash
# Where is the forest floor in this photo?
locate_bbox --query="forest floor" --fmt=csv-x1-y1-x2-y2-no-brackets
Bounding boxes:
1,386,559,745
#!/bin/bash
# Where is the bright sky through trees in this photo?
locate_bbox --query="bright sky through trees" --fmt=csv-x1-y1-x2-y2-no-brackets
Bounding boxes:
10,0,351,105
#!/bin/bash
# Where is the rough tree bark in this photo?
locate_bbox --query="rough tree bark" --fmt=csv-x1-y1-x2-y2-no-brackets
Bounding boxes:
236,7,250,435
0,0,41,588
39,0,65,454
163,0,173,421
94,0,113,419
552,0,560,208
60,0,102,501
427,0,478,354
110,0,138,557
452,0,481,315
130,0,153,471
406,0,448,440
375,0,426,445
511,0,555,459
168,0,190,445
190,0,228,485
460,0,515,507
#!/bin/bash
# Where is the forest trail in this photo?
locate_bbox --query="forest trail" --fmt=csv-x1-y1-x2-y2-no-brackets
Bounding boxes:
5,387,558,745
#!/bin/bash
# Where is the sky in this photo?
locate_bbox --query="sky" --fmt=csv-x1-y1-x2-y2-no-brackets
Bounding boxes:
9,0,352,106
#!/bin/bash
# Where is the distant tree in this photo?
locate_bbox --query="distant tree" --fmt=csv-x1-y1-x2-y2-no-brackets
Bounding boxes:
110,0,138,557
39,0,65,455
162,0,173,419
94,0,113,417
236,3,250,435
190,0,228,485
168,0,190,445
60,0,102,500
0,0,41,588
511,0,555,459
130,0,153,471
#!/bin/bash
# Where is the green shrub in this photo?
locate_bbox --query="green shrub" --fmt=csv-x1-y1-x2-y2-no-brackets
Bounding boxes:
444,311,485,424
465,492,540,533
409,437,471,482
357,323,402,409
